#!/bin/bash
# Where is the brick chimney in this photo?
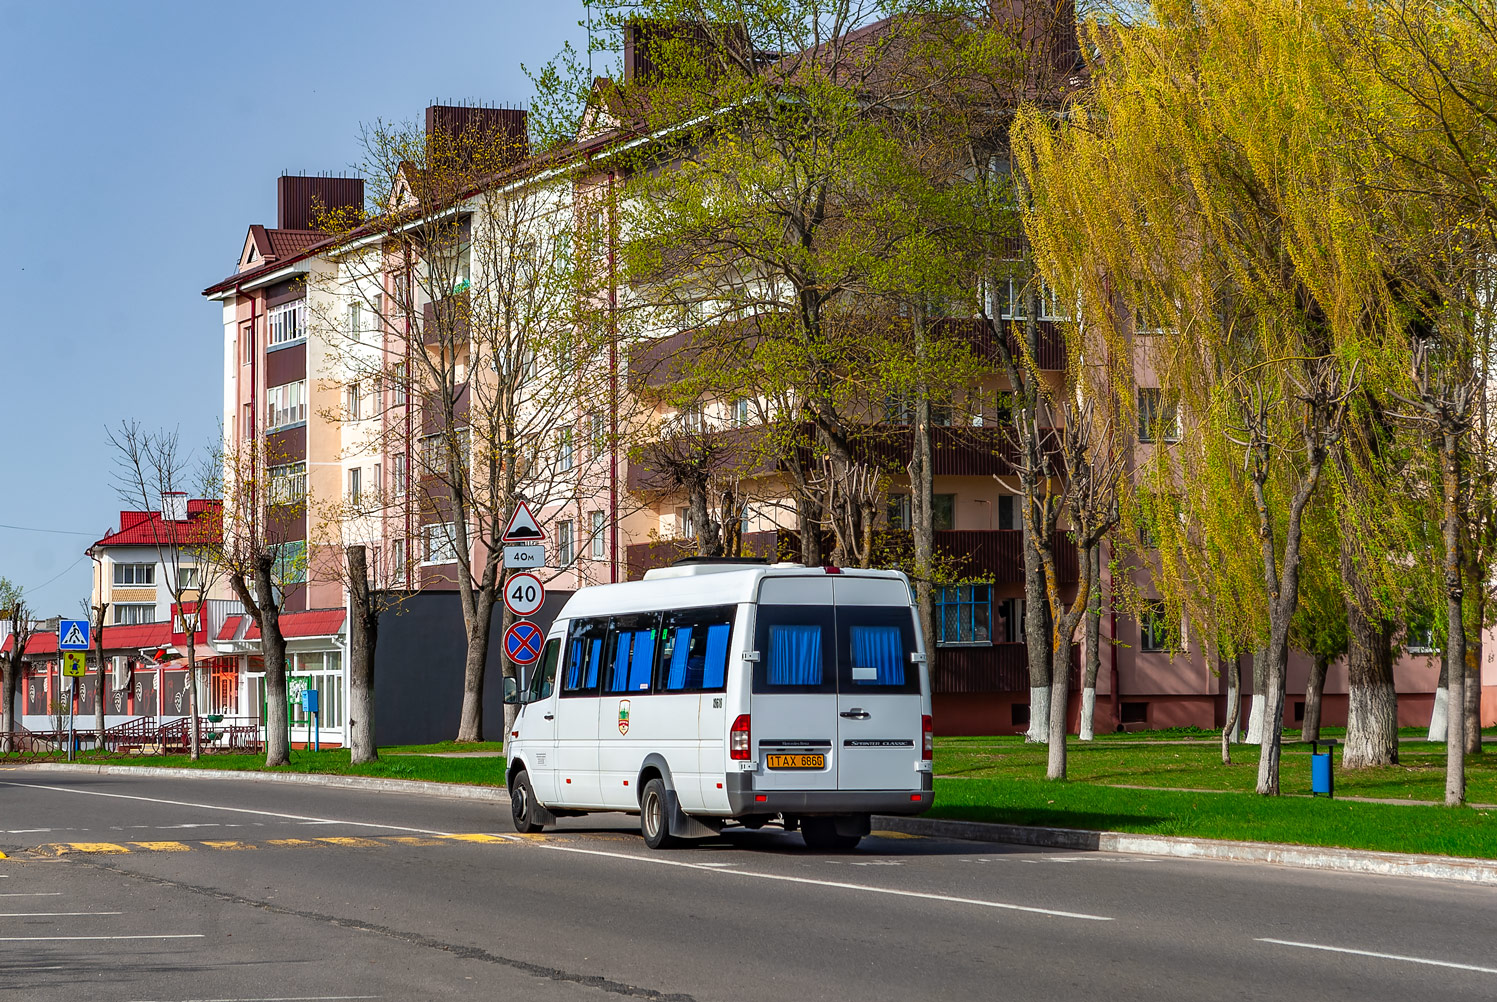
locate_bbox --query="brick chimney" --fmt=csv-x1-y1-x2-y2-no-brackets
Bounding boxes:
425,105,529,169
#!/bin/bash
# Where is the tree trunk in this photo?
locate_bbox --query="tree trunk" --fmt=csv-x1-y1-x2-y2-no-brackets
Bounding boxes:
93,607,107,748
1254,631,1290,795
1464,595,1482,755
1,655,18,752
1222,655,1241,765
456,590,496,742
187,630,201,760
910,377,936,711
1080,545,1102,742
796,494,823,566
1244,647,1268,744
1302,653,1329,744
1341,605,1398,768
1023,537,1051,743
247,560,291,767
347,545,378,764
1046,641,1072,778
1441,432,1466,806
1428,646,1450,742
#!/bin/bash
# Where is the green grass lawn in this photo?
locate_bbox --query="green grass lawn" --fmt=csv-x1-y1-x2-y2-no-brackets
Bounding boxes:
45,747,509,787
933,733,1497,805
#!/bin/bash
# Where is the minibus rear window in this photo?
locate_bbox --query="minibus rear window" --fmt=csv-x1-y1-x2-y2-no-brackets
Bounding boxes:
656,605,735,693
837,607,920,693
753,606,836,694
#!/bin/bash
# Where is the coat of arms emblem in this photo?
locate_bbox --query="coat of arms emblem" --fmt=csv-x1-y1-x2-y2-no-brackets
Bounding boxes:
618,698,631,735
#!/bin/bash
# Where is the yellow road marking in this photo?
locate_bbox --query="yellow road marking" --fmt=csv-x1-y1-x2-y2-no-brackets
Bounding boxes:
870,830,923,840
64,843,130,854
128,841,190,852
200,840,257,850
383,836,445,846
315,836,384,848
266,838,323,848
439,833,512,844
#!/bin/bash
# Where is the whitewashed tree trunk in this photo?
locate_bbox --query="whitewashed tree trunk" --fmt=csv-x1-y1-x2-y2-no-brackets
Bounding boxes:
1244,647,1267,744
1079,687,1096,741
1428,686,1449,742
1026,686,1051,743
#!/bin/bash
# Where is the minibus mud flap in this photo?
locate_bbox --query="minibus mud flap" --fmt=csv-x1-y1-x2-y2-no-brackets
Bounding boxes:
664,788,723,839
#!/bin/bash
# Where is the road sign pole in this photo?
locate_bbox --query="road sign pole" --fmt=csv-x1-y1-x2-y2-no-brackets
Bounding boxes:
68,680,75,763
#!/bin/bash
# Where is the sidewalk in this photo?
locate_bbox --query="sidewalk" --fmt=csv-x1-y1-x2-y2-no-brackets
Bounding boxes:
10,761,1497,885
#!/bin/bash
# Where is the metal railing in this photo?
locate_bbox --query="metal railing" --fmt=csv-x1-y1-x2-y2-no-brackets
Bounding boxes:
1,716,265,762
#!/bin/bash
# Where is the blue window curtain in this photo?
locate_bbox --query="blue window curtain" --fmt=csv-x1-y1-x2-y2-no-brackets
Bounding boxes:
768,625,822,685
849,626,904,686
628,631,655,691
566,638,584,689
584,639,602,688
665,627,692,690
609,634,632,692
702,623,730,689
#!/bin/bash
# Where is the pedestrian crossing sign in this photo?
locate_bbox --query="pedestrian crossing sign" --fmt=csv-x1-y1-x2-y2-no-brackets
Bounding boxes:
62,651,87,677
58,619,90,650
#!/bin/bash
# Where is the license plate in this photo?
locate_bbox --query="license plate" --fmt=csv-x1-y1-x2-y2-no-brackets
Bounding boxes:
766,753,824,770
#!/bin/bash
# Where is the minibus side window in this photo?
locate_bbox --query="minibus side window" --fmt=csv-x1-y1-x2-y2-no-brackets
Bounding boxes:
656,605,735,693
562,618,608,696
526,639,560,701
605,613,660,693
753,605,836,694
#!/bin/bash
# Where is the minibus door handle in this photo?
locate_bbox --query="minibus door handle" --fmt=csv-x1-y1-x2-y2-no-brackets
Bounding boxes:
543,713,555,720
840,709,870,720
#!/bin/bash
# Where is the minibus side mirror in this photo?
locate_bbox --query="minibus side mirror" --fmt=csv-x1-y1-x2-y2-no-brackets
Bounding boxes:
502,676,521,705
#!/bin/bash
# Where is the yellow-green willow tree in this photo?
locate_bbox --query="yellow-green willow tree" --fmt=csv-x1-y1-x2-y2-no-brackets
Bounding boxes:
1013,0,1387,795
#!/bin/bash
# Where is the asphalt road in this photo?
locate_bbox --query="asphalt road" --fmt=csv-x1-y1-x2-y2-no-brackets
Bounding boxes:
1,768,1494,1002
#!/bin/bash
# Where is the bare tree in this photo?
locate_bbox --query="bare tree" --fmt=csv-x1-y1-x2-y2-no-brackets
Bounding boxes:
109,423,227,760
1,581,31,751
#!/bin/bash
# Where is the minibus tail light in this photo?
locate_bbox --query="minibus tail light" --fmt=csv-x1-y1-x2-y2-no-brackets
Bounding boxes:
730,714,751,760
922,715,933,760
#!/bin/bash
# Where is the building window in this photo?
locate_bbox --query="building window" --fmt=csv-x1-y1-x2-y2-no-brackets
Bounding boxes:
997,495,1020,531
936,584,992,646
242,403,254,440
933,494,955,531
557,519,575,566
391,538,406,582
177,566,200,591
591,511,606,560
348,467,362,507
1002,277,1068,321
679,404,705,435
391,362,407,406
995,597,1024,643
266,380,307,430
268,300,306,346
268,462,307,505
273,540,307,585
349,302,363,343
588,410,607,455
424,522,458,564
241,323,255,364
557,429,574,472
994,391,1014,426
887,493,911,530
393,454,408,496
113,603,156,625
346,382,362,421
1138,388,1180,444
675,507,695,539
372,463,382,496
884,394,913,424
732,397,751,427
113,563,155,586
1140,601,1175,652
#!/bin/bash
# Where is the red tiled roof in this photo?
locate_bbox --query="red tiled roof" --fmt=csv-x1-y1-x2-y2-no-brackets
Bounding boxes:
101,622,174,650
2,632,58,656
267,229,326,257
94,500,223,548
243,609,346,641
217,615,243,641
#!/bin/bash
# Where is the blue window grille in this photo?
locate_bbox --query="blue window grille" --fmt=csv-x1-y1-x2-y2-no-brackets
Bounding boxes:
936,585,992,645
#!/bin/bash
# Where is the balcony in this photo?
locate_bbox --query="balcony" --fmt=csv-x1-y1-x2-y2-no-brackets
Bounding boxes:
421,291,469,348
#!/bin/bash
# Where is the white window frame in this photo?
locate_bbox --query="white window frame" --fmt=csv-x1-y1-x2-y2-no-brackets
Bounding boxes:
113,603,156,625
590,510,606,560
424,522,458,565
268,300,306,347
177,566,200,590
556,520,575,567
266,380,307,430
269,461,307,505
113,563,155,586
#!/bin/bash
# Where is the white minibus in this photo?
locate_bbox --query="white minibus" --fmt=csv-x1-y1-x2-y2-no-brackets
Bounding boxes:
504,560,934,850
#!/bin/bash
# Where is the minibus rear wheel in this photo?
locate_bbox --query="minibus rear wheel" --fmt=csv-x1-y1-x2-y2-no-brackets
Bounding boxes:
640,778,681,849
510,770,545,834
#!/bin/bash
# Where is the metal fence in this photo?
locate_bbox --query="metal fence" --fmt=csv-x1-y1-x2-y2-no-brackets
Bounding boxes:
0,716,264,763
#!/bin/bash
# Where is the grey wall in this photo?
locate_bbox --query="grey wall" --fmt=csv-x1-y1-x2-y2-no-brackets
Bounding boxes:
373,589,570,745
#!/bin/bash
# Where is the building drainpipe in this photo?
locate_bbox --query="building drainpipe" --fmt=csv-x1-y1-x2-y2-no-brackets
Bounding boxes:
402,259,414,590
608,169,619,584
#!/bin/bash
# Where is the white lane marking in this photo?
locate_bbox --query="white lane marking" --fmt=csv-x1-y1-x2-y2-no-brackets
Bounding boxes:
536,844,1112,921
1258,938,1497,975
0,934,204,941
0,911,125,917
0,892,62,897
125,997,380,1002
0,781,453,837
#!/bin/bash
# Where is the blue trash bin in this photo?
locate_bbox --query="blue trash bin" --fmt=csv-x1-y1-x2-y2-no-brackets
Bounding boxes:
1310,739,1336,798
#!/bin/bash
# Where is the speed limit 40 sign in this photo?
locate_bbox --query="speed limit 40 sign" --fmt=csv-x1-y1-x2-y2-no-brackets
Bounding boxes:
503,572,545,617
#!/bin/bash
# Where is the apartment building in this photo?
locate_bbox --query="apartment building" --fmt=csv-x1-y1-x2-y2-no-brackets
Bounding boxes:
198,19,1492,741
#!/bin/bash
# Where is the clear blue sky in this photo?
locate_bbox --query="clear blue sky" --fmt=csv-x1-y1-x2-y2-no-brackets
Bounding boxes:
0,0,592,616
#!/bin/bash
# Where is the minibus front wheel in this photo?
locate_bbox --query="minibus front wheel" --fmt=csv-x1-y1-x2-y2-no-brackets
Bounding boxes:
509,770,545,834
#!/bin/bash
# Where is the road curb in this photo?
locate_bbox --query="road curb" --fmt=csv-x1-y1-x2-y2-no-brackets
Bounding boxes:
869,815,1497,885
14,764,1494,884
10,762,512,805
